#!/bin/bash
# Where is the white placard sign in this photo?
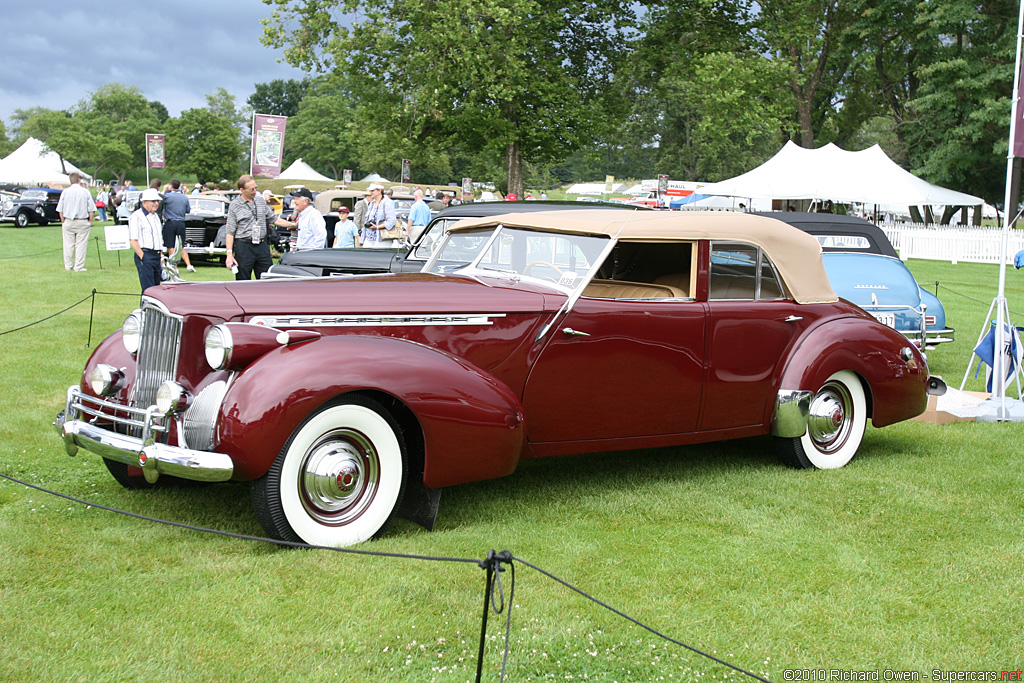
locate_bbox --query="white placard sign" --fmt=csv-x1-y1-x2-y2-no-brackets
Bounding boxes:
104,224,131,251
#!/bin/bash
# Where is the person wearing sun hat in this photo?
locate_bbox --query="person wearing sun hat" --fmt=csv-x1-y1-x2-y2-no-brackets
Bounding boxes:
361,183,395,248
128,188,166,293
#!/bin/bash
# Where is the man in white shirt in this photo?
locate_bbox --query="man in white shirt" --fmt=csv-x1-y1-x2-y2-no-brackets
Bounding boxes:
280,188,326,249
56,172,95,271
128,188,165,293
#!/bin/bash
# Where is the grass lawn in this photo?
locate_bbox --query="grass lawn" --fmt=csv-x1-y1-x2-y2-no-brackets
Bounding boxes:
1,222,1022,682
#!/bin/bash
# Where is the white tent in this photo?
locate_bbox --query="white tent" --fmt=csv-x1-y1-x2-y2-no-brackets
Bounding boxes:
276,158,333,182
0,137,92,186
359,173,388,183
566,182,628,195
698,141,984,207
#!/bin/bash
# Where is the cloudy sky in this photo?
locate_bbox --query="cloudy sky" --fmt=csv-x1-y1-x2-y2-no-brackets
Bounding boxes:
1,2,313,127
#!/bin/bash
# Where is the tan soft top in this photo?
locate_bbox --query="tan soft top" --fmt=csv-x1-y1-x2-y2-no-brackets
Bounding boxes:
449,209,838,304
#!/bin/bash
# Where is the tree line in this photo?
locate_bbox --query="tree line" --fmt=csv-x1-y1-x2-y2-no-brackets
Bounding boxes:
2,0,1016,204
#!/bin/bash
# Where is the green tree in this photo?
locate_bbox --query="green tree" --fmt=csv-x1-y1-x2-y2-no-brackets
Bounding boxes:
167,108,244,184
0,120,15,157
262,0,636,196
73,83,160,184
248,78,311,117
902,0,1017,205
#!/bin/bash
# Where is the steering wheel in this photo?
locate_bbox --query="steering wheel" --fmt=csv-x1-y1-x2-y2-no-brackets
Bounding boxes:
523,260,565,282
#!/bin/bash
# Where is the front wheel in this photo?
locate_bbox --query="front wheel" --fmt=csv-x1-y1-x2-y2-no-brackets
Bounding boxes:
251,395,407,548
776,370,867,469
15,212,30,228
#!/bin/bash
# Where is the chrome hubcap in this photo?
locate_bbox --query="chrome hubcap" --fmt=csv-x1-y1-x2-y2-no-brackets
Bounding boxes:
300,429,379,525
806,382,852,453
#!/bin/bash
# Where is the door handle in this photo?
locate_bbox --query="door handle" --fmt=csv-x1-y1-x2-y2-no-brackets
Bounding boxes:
784,315,803,322
561,327,591,337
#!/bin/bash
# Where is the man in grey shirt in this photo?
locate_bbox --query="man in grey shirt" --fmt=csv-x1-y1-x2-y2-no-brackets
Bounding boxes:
224,174,288,280
161,178,195,272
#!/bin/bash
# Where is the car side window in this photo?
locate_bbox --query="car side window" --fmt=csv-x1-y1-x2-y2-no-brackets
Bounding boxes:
709,242,785,300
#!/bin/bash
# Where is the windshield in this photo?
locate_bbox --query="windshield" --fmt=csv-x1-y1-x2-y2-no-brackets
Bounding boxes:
424,225,610,293
189,198,227,216
21,190,48,199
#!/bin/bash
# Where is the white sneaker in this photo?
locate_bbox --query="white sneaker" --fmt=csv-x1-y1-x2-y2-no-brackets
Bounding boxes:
186,265,196,273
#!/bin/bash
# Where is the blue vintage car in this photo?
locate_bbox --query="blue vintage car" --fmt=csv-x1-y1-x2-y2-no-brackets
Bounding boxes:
761,213,953,348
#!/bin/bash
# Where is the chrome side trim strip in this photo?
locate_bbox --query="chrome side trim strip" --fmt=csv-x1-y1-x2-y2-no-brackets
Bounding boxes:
772,389,814,438
249,313,507,328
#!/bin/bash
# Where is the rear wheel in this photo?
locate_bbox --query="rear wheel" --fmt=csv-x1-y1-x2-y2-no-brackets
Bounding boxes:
15,212,29,228
251,395,407,548
776,370,867,469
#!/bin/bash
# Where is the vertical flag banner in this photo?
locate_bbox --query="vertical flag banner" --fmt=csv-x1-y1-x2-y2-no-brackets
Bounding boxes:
1014,55,1024,158
343,169,352,186
146,134,165,169
251,114,288,177
402,159,412,184
657,174,669,206
605,175,615,193
462,177,472,199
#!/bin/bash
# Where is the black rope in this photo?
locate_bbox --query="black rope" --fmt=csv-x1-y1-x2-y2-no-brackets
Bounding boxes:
0,247,63,260
0,472,773,681
510,553,773,683
934,283,1023,320
0,293,94,336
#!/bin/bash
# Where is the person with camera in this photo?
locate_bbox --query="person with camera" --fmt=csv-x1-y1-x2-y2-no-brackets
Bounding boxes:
361,183,395,248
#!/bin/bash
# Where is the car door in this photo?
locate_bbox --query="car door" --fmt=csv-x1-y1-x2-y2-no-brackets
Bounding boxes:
700,241,809,431
522,293,706,444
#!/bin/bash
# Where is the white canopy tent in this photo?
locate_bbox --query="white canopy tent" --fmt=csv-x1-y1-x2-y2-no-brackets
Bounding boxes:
566,182,628,195
276,158,333,182
697,141,984,208
359,173,388,183
0,137,92,186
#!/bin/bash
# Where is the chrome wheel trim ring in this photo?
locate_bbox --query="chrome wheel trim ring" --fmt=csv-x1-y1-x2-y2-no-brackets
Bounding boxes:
806,381,853,453
299,429,380,525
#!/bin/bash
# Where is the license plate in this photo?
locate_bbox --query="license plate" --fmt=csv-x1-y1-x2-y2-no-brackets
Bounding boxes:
873,313,896,328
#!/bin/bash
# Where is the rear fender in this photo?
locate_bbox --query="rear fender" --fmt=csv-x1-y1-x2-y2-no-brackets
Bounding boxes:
774,317,928,429
217,335,526,486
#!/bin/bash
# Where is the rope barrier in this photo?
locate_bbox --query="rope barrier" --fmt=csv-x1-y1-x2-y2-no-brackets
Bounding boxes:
0,471,772,682
0,247,64,260
0,293,94,336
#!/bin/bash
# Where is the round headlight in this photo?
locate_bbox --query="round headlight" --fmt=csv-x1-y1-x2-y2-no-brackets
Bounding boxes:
122,311,142,354
88,364,125,396
156,381,191,414
204,324,233,370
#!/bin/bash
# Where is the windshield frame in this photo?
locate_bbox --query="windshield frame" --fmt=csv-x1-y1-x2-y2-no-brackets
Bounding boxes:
422,224,614,296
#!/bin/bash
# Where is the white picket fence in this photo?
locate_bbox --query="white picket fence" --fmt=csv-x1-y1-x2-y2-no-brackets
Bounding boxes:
879,223,1024,264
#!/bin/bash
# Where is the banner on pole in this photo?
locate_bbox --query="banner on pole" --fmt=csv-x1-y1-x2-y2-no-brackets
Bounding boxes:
251,114,287,177
343,169,352,186
1015,57,1024,158
146,134,165,169
462,177,472,199
402,159,411,184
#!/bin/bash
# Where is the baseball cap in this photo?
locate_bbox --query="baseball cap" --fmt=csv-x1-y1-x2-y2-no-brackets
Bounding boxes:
367,183,384,191
293,188,314,200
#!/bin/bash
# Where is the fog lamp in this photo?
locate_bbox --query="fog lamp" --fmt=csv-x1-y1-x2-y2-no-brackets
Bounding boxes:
88,364,125,396
156,381,191,414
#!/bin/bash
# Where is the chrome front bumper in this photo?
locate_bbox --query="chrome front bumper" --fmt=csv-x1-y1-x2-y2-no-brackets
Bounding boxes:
55,386,233,483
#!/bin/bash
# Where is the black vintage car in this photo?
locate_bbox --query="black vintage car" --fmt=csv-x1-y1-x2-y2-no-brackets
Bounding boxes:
181,193,291,261
1,188,62,227
262,200,645,279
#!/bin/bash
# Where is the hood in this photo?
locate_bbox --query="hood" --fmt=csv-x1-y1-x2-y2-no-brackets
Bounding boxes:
156,272,558,320
822,253,922,306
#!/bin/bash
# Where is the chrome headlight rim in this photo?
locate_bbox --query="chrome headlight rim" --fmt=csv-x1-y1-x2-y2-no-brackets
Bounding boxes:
122,310,142,354
156,381,191,414
88,364,125,397
204,324,233,370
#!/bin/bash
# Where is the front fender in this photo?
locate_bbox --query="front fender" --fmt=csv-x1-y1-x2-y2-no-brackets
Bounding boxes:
775,317,928,428
217,335,526,486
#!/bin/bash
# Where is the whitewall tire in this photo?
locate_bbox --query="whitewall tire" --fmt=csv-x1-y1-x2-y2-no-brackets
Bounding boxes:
252,395,407,548
776,370,867,470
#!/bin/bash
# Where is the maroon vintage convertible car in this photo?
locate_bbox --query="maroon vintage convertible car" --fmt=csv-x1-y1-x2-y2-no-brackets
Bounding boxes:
56,210,944,547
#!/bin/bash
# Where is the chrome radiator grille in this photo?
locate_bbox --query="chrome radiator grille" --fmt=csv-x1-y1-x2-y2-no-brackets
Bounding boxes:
131,304,183,409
